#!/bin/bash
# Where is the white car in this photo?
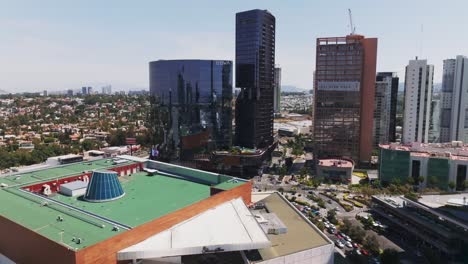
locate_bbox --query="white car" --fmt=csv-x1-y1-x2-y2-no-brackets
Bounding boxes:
335,240,344,249
345,241,353,248
345,236,352,242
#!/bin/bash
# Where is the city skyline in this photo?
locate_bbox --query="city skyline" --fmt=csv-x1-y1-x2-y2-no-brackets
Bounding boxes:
1,0,467,92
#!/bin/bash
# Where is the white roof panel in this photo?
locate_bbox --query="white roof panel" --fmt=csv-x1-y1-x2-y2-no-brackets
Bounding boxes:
118,198,270,260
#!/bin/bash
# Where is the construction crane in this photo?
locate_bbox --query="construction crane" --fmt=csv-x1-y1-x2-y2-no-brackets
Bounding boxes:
348,9,356,35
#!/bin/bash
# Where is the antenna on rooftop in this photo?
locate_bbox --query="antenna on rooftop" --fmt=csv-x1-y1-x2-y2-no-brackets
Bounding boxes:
348,9,356,35
419,24,424,58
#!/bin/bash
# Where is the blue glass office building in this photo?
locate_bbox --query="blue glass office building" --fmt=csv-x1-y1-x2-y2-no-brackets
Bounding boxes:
149,60,233,159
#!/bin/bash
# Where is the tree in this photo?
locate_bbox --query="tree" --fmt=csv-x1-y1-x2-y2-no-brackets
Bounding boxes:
371,179,381,188
363,235,380,255
418,176,425,185
349,225,366,244
278,165,288,177
299,167,308,177
406,177,415,185
381,248,400,264
448,181,456,191
341,219,352,233
315,221,325,231
327,209,338,224
428,176,438,188
81,139,97,151
109,129,127,146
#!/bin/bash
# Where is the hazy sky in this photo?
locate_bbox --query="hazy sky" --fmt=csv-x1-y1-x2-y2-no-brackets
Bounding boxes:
1,0,467,92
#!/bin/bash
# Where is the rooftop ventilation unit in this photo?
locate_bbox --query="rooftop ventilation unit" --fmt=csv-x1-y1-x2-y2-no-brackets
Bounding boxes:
84,170,125,202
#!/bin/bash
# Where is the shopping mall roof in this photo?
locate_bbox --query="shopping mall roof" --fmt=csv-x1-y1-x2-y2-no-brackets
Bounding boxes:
118,198,270,260
0,157,248,251
249,192,331,262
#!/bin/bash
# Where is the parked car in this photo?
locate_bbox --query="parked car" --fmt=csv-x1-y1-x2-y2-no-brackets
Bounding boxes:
352,242,359,248
345,241,353,248
360,249,369,256
335,240,345,249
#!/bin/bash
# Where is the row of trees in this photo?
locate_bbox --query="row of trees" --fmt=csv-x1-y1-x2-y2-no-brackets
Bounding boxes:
0,144,72,170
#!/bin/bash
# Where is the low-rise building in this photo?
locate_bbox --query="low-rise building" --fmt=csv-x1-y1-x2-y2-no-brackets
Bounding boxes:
372,195,468,262
316,159,354,183
379,142,468,190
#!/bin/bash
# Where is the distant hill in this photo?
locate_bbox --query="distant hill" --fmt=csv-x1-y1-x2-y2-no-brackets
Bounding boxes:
282,85,307,93
0,89,9,95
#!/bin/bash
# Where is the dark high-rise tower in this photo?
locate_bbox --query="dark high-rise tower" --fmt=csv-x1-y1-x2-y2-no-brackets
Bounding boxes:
235,9,275,149
376,72,399,142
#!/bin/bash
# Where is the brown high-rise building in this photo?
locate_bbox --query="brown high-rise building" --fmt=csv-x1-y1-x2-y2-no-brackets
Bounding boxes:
313,35,377,163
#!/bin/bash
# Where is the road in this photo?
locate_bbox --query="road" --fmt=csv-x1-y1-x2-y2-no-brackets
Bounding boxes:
253,177,428,263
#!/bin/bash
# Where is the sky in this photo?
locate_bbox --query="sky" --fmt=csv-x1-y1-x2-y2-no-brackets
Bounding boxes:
1,0,467,93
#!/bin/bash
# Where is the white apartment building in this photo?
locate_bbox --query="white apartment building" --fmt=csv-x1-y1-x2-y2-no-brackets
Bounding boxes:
440,55,468,143
403,58,434,144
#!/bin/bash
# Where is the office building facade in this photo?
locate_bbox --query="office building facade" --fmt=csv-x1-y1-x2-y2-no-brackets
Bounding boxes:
429,98,441,143
440,55,468,143
274,67,281,113
149,60,233,160
377,72,399,142
402,58,434,144
313,35,377,162
235,9,275,149
373,78,392,148
101,85,112,95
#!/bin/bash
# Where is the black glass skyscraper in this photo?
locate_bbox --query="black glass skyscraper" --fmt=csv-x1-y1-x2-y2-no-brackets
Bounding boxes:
149,60,232,160
376,72,399,142
235,9,275,149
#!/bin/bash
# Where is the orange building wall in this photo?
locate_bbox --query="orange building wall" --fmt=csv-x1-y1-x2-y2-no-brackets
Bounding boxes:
359,38,378,162
0,215,76,264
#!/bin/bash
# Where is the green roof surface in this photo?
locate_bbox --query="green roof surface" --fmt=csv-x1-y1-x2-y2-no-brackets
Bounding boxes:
0,158,245,251
51,172,210,227
0,159,130,188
